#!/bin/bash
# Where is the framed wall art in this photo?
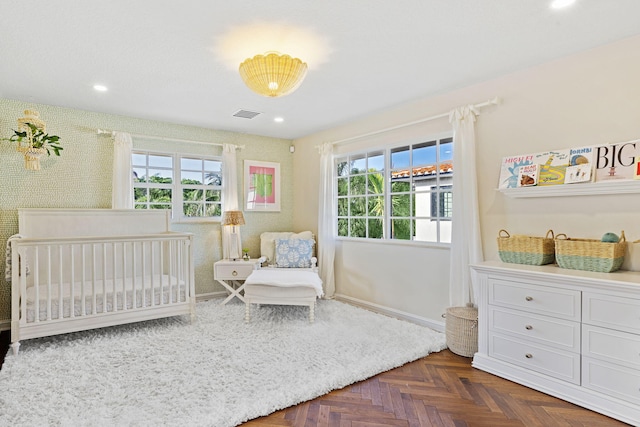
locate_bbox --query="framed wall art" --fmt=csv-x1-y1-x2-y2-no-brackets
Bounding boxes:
244,160,280,211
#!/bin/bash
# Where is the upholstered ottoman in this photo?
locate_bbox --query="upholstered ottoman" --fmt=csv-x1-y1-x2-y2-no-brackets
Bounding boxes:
243,269,323,323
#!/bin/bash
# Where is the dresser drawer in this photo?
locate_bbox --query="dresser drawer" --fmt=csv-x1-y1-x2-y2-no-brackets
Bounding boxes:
583,292,640,335
488,333,580,384
583,324,640,369
489,306,580,352
583,356,640,406
214,263,257,280
488,278,581,321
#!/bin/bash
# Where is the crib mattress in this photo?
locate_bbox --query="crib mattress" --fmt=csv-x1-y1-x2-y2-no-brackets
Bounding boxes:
23,274,186,323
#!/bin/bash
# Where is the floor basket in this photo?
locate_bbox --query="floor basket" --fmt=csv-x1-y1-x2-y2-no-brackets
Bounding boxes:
497,229,555,265
444,306,478,357
555,231,627,273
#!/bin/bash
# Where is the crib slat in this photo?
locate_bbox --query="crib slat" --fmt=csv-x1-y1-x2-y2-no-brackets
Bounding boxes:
92,244,97,315
81,244,86,317
112,242,117,312
70,244,76,318
142,241,147,308
58,245,63,320
46,245,52,321
151,241,156,306
19,247,28,324
102,243,107,313
34,248,40,323
168,240,173,304
122,242,127,311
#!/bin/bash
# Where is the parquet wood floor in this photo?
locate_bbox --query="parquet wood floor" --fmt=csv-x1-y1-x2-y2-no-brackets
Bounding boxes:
242,350,628,427
0,331,627,426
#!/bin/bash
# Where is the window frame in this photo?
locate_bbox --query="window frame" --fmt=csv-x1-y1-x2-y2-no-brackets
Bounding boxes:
335,132,453,246
132,150,224,223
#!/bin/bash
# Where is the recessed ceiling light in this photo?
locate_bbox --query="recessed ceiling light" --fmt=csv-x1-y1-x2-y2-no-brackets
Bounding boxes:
274,117,284,123
93,84,108,92
550,0,576,9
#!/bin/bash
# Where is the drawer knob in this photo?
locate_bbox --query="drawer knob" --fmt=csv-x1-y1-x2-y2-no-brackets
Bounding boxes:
525,353,533,359
525,325,533,330
525,296,533,301
232,270,238,276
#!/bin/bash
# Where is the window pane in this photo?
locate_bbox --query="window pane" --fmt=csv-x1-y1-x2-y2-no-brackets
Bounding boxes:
183,188,203,202
183,203,203,217
391,194,411,217
367,172,384,194
181,157,202,171
416,191,434,217
337,198,349,216
337,177,348,196
337,160,349,177
351,155,366,174
132,153,147,167
150,204,171,210
205,172,221,186
181,171,202,185
440,139,453,162
204,160,221,172
391,146,410,169
350,175,366,195
133,168,147,183
148,169,172,183
390,180,411,193
413,141,437,168
350,197,366,216
205,189,221,202
391,219,411,240
205,203,222,217
149,155,172,168
350,218,366,238
368,218,383,239
134,188,148,202
368,152,384,171
415,218,438,242
338,218,349,237
367,196,384,216
149,188,171,203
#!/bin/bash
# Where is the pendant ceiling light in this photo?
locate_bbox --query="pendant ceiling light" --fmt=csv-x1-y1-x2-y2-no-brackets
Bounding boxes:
239,52,308,97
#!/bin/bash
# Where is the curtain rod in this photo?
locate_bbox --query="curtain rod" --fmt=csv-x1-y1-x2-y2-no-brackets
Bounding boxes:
96,129,230,148
327,97,500,147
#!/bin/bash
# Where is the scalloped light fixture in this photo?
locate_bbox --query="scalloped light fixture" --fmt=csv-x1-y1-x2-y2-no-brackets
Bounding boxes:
239,52,308,97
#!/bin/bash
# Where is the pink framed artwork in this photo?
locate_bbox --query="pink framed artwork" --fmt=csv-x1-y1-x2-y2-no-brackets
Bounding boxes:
244,160,281,211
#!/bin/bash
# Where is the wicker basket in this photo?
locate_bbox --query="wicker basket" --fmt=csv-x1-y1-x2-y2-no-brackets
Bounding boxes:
497,229,556,265
444,306,478,357
555,231,627,273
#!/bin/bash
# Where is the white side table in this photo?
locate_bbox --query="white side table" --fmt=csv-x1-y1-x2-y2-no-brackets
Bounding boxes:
214,259,261,305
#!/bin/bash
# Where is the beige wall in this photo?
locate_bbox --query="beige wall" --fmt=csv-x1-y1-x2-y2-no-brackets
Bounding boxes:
292,34,640,325
0,99,293,324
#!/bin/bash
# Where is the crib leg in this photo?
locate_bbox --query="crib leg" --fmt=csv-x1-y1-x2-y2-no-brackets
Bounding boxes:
11,341,20,356
245,303,251,323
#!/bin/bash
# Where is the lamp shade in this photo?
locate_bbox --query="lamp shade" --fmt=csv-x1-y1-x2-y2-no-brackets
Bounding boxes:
239,52,308,97
222,210,245,226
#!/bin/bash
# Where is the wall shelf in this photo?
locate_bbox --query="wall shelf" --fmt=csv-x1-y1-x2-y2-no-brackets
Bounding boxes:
498,180,640,198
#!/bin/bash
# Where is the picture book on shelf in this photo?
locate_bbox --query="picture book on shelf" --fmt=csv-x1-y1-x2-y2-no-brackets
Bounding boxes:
564,146,594,184
517,164,538,187
498,154,535,189
535,150,570,186
594,141,640,182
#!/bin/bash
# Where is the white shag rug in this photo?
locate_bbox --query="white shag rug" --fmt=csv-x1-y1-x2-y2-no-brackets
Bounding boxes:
0,299,446,427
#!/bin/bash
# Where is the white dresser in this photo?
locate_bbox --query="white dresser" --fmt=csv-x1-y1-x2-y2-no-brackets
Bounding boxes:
472,261,640,426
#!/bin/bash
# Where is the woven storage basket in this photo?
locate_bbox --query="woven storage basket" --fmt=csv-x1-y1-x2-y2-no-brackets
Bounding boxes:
444,306,478,357
555,231,627,273
497,229,555,265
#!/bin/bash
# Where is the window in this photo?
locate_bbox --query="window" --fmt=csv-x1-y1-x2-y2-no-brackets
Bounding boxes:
132,151,223,221
336,135,453,243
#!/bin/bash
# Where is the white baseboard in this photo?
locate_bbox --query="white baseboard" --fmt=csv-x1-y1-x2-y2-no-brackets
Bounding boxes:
0,319,10,332
196,291,227,303
334,294,445,332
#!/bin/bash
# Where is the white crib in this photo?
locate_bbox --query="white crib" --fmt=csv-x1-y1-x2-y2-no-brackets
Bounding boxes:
9,209,195,355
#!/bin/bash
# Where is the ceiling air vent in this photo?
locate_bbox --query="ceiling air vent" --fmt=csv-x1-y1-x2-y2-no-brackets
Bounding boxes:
233,109,261,119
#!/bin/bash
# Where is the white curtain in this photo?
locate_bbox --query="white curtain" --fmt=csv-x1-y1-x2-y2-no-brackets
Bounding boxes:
448,106,484,307
112,132,133,209
317,142,336,297
221,143,242,259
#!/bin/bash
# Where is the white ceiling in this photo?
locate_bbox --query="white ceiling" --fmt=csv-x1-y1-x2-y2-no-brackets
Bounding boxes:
2,1,640,140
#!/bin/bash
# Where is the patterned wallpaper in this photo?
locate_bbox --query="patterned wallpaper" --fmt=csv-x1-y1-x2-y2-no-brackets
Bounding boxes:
0,98,294,324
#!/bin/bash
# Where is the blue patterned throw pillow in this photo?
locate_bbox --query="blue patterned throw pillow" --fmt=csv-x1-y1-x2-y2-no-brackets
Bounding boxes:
274,238,315,268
